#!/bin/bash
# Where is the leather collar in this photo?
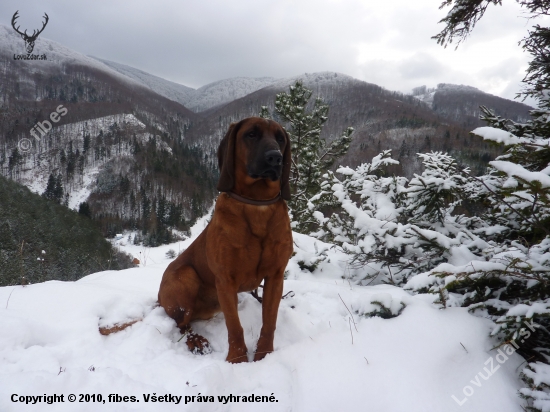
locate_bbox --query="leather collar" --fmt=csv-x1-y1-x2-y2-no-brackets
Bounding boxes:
225,191,281,206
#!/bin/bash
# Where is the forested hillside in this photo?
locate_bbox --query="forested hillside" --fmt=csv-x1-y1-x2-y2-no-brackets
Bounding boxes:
0,25,218,242
0,174,133,286
184,72,531,176
413,83,532,128
0,24,534,246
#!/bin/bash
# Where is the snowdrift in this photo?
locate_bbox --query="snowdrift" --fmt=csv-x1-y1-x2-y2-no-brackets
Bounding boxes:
0,230,524,411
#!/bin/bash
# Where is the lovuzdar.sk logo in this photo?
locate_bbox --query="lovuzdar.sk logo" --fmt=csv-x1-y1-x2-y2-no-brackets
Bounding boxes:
11,10,49,61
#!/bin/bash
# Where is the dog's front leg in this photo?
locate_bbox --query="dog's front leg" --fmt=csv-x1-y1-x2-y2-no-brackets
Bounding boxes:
216,278,248,363
254,271,284,361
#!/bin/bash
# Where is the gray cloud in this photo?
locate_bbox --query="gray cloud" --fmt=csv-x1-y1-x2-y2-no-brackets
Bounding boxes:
398,53,446,80
0,0,542,101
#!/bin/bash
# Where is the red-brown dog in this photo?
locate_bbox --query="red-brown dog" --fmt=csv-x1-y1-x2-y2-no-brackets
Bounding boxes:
158,117,293,363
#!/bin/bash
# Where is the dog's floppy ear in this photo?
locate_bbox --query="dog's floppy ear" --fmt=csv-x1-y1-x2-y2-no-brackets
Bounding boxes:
280,128,292,200
217,121,240,192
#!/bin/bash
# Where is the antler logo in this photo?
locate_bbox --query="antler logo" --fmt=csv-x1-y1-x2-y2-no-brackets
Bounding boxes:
11,11,49,54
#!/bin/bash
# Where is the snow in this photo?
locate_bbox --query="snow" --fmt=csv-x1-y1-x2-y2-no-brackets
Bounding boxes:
505,302,550,318
411,85,436,105
490,160,550,188
521,363,550,408
266,72,357,94
190,77,279,113
0,219,526,411
411,83,482,106
436,83,482,93
67,163,101,210
472,127,526,146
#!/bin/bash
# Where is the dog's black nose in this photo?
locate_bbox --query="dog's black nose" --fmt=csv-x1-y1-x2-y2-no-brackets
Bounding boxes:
265,150,282,167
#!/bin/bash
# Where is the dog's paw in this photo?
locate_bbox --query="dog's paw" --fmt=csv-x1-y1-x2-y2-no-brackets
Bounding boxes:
225,345,248,363
226,354,248,363
253,335,274,361
253,351,272,362
185,332,212,355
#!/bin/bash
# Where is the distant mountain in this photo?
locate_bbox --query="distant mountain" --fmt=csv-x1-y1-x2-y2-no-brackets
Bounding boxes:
190,77,278,113
93,57,278,113
92,57,196,108
0,24,216,243
183,72,508,176
412,83,532,128
0,26,146,90
0,23,536,244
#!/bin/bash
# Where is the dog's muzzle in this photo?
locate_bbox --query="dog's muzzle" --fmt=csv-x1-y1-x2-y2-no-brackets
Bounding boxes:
261,150,283,181
250,150,283,181
265,150,283,167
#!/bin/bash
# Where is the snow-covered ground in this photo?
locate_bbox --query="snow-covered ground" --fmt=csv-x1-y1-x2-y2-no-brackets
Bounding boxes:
0,216,525,411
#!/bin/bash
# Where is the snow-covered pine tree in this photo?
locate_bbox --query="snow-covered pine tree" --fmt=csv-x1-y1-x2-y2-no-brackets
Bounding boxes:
403,106,550,411
261,80,353,233
475,105,550,241
314,138,549,411
429,2,550,410
313,150,485,285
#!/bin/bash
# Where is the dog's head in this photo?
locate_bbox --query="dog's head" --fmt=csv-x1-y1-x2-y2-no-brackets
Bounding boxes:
217,117,291,200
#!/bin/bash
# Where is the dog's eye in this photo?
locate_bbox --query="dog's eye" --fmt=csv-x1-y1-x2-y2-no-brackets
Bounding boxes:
276,135,285,143
246,131,257,139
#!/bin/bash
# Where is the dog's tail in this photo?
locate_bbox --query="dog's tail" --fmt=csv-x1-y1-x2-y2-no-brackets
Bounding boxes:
99,303,160,335
99,319,141,335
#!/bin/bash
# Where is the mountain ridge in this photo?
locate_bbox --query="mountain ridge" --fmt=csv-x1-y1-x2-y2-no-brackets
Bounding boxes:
92,56,280,113
0,25,535,241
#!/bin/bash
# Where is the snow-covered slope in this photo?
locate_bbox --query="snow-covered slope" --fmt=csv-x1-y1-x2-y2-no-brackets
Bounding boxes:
17,113,147,209
87,59,358,114
91,56,278,113
266,71,357,91
0,25,145,91
412,84,482,106
189,77,278,112
93,57,196,107
88,60,356,114
0,224,525,412
409,83,532,127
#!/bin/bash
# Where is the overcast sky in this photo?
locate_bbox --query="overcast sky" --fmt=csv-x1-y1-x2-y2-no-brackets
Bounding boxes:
1,0,547,103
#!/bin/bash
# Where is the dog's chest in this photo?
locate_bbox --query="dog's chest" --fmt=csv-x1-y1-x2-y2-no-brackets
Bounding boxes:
240,206,291,257
244,205,280,237
206,201,292,288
